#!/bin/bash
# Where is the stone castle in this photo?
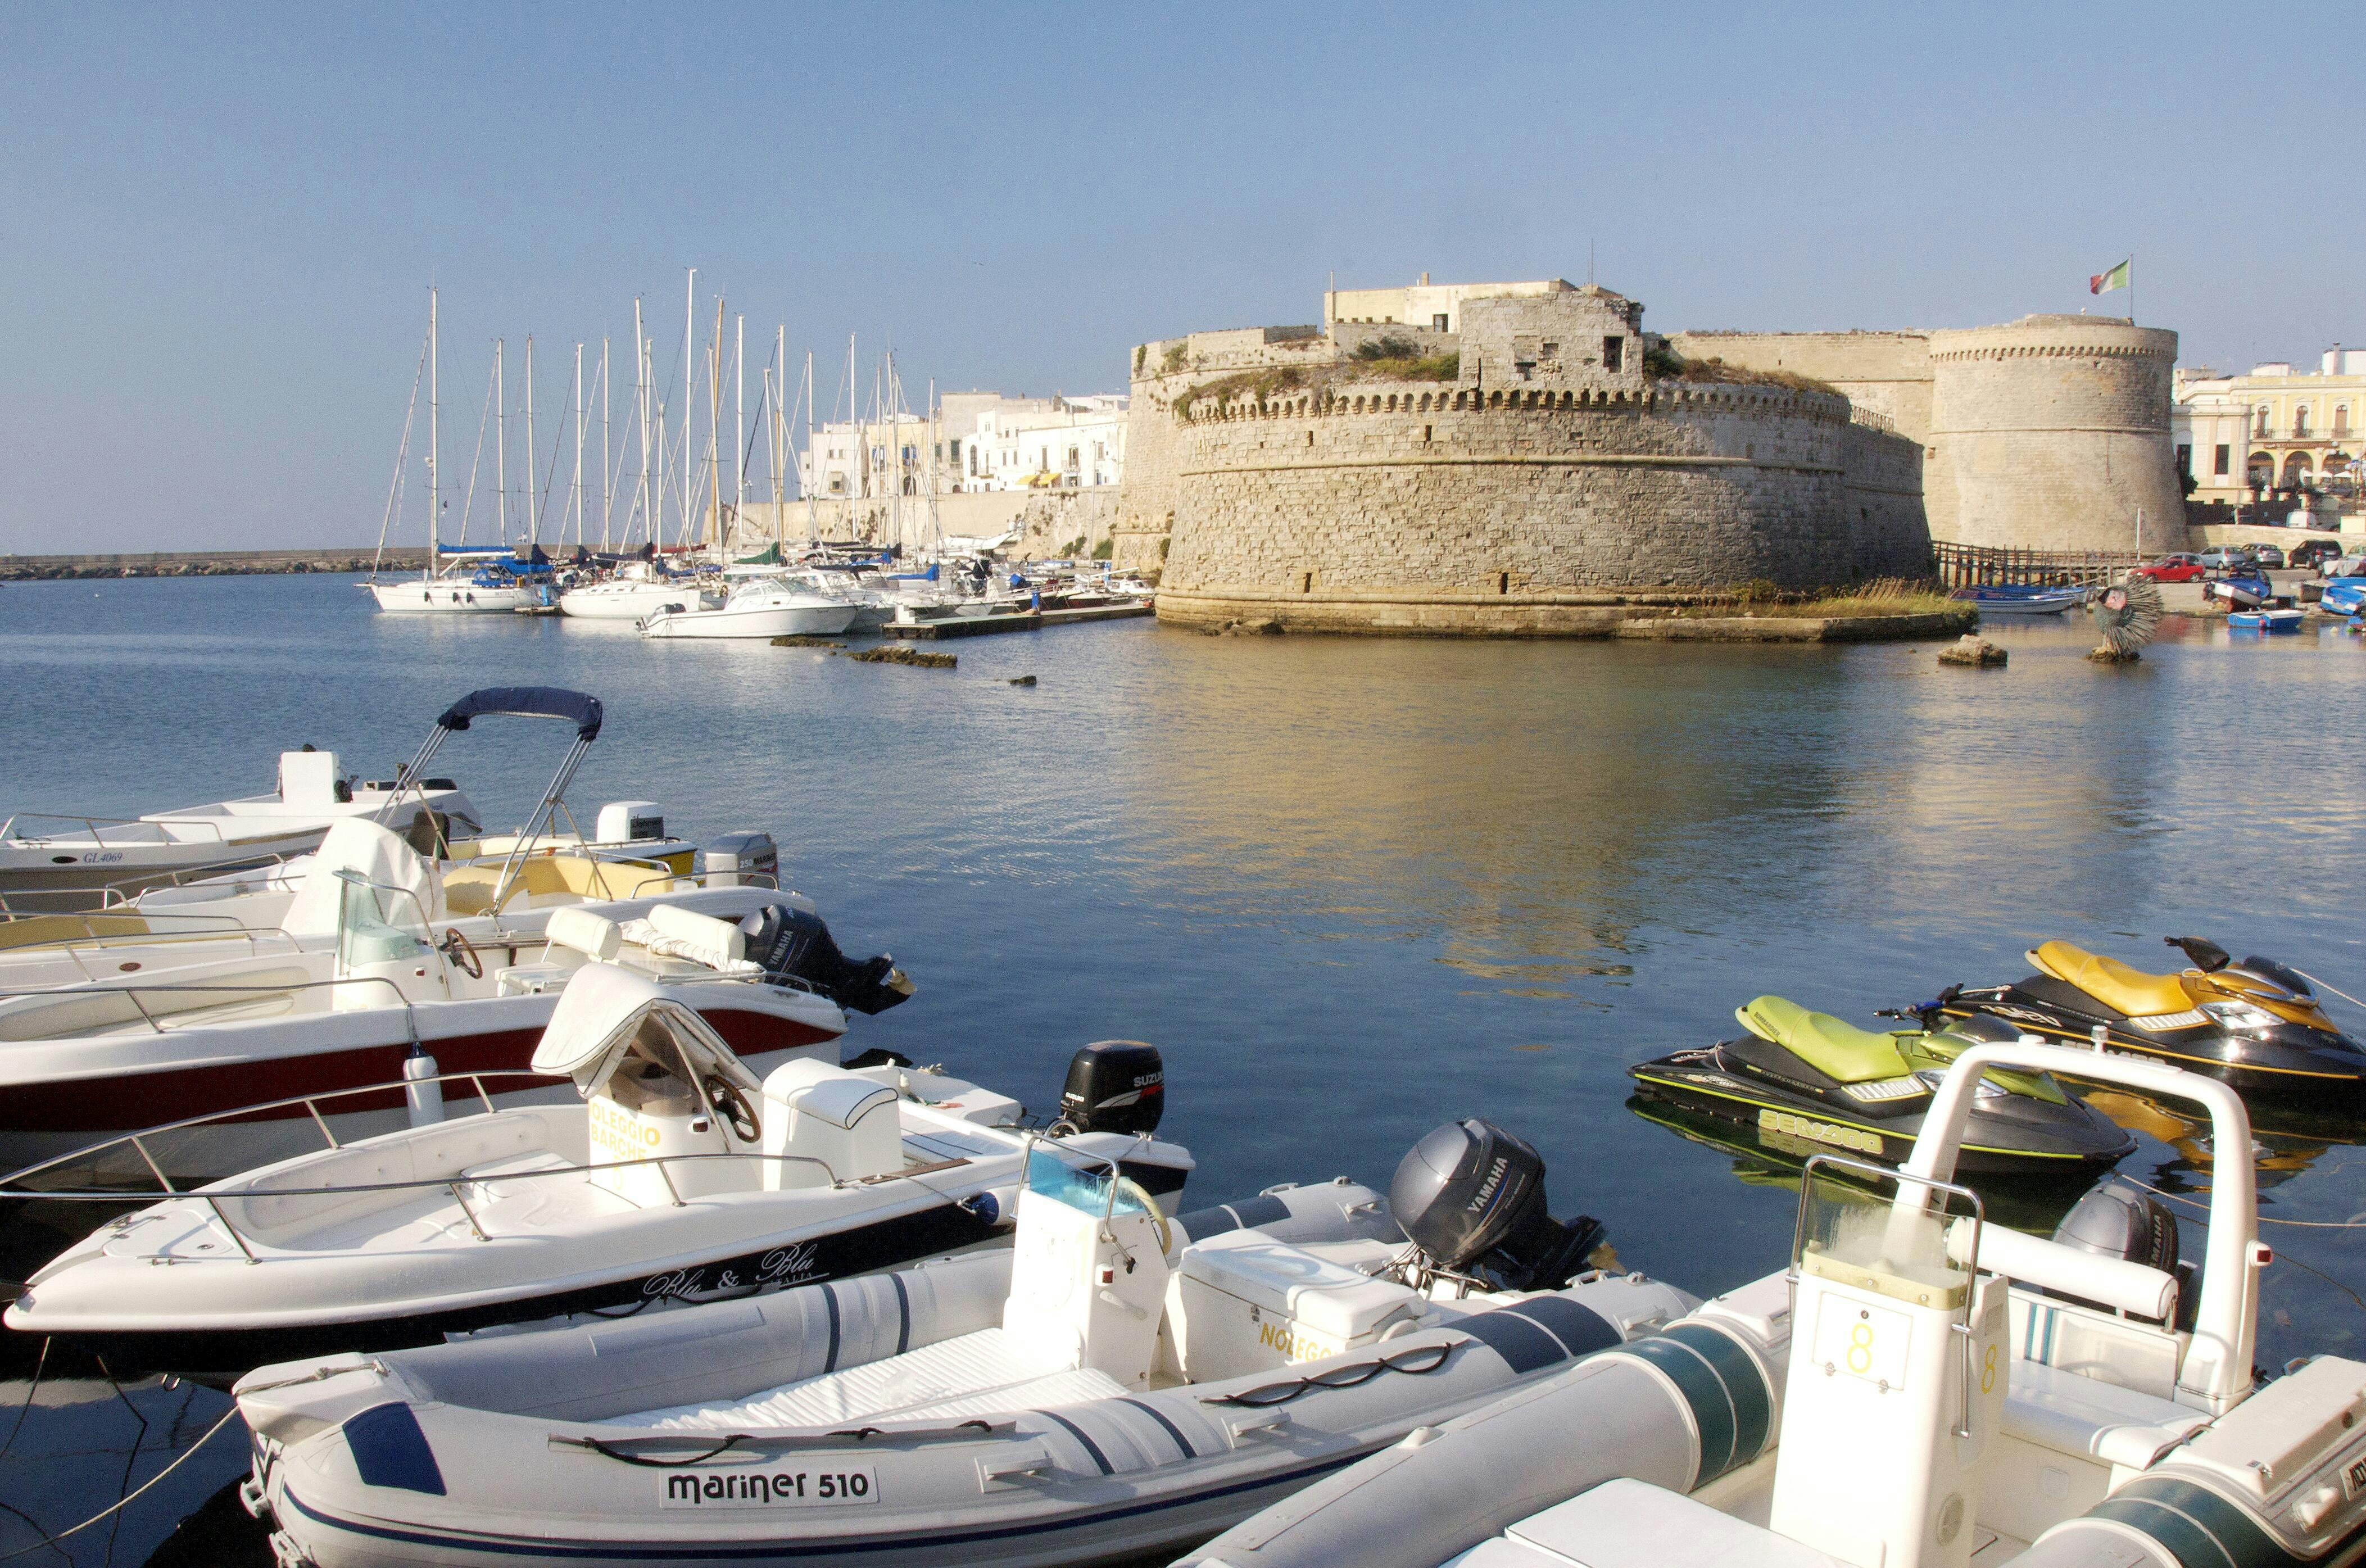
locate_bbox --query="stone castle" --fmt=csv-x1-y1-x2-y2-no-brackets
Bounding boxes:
1112,278,2180,634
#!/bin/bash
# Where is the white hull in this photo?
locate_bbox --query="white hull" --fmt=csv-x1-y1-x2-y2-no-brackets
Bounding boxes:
560,583,706,619
370,580,533,614
641,602,860,639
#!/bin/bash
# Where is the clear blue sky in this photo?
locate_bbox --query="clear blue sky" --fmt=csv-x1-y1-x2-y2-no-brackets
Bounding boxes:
3,3,2351,552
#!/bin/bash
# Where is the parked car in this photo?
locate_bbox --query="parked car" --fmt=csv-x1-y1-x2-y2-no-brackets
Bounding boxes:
2250,544,2288,569
2196,546,2253,570
2134,554,2206,582
2290,539,2347,569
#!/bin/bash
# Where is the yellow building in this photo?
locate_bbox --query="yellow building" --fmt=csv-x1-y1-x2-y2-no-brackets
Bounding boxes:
2175,348,2366,505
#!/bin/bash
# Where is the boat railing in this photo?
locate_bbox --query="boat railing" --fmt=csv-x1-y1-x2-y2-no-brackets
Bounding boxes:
90,848,313,907
0,809,242,850
0,972,418,1041
0,1064,990,1261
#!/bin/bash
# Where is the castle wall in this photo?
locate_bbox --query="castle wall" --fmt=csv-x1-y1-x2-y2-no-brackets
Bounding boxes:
1158,379,1920,617
1928,316,2184,555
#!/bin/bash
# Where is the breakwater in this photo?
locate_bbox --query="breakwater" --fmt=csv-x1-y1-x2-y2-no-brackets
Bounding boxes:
0,547,427,581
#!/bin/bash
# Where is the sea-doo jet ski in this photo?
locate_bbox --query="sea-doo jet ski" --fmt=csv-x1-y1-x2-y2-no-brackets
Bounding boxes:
1939,935,2366,1095
1628,995,2133,1177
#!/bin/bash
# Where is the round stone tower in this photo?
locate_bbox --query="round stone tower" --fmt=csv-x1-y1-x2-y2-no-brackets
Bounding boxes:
1927,315,2183,555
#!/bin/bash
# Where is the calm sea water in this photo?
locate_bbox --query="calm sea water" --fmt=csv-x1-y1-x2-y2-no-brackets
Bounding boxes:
5,573,2366,1561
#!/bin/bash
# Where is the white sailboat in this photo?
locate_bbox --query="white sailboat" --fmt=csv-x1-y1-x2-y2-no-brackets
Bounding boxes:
368,297,538,614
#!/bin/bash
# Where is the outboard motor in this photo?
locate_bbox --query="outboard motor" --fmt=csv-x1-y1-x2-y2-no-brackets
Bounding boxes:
1058,1041,1164,1134
596,801,665,844
2052,1180,2179,1277
736,903,913,1014
701,831,777,887
1389,1120,1604,1292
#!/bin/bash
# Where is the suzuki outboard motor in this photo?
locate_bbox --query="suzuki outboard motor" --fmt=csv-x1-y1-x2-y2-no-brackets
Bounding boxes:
1058,1041,1164,1135
1389,1120,1605,1292
736,904,914,1015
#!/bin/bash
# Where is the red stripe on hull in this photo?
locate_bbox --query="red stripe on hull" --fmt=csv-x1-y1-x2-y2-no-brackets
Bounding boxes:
7,1005,840,1133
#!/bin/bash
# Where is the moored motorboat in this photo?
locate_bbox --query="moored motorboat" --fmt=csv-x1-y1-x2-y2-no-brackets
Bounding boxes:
1948,584,2084,617
639,577,860,640
1190,1045,2360,1568
6,968,1181,1378
235,1119,1682,1568
2228,606,2305,633
1626,995,2133,1179
0,750,477,917
1939,934,2366,1096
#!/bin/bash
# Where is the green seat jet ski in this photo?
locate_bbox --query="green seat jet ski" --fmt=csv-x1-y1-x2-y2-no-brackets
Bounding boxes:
1627,995,2136,1178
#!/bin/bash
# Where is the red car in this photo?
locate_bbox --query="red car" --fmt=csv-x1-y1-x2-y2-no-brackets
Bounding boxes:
2135,554,2206,582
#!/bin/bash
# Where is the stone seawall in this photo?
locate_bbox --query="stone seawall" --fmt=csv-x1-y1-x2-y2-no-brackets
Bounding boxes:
1,547,428,580
1155,378,1930,629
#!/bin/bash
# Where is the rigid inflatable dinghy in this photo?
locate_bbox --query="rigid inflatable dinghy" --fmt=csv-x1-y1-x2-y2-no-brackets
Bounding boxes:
6,965,1187,1378
1189,1045,2366,1568
238,1123,1692,1567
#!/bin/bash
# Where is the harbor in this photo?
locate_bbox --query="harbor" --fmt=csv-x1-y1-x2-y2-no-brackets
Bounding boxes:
15,6,2366,1566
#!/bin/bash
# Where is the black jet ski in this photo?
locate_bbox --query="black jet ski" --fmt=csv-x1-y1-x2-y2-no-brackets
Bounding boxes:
1628,995,2134,1178
1936,936,2366,1097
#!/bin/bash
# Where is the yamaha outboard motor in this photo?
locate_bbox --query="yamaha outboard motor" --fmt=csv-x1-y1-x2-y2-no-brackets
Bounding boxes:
1058,1041,1164,1135
2053,1180,2179,1277
1389,1120,1605,1292
736,904,914,1015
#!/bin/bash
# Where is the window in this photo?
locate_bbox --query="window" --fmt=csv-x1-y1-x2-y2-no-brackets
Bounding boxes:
2295,407,2311,437
1602,336,1624,371
2214,443,2231,475
2338,405,2352,436
1432,314,1449,331
1541,342,1559,359
828,475,845,494
2255,406,2270,437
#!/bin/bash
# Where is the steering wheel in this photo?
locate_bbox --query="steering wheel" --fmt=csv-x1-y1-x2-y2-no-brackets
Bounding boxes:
441,929,482,980
704,1076,763,1144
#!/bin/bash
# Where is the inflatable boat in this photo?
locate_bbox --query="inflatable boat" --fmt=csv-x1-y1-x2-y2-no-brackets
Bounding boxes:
6,964,1184,1378
238,1122,1692,1567
1189,1044,2366,1568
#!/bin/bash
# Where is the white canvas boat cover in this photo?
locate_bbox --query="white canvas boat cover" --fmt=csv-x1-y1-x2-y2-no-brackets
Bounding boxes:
528,962,760,1096
283,819,442,938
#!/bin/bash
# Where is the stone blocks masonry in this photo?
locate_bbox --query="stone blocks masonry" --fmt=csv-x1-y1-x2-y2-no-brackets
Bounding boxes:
1117,282,1933,634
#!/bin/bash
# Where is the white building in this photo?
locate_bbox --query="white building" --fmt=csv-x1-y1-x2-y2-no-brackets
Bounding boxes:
963,395,1127,491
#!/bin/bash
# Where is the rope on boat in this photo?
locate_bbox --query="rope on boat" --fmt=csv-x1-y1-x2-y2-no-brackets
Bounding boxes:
556,1433,754,1467
1200,1340,1454,1408
2122,1175,2366,1231
0,1405,241,1564
2294,968,2366,1017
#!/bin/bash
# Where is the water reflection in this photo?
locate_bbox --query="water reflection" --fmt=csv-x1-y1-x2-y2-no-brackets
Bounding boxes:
6,580,2366,1558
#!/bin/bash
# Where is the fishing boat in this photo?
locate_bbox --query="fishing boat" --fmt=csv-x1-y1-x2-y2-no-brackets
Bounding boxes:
0,750,476,916
2208,570,2274,610
1189,1045,2364,1568
6,968,1185,1377
1946,584,2085,617
639,577,860,640
233,1119,1688,1568
2228,606,2305,633
1625,995,2133,1178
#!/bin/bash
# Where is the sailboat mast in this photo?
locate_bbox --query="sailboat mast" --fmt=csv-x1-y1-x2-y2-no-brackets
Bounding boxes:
524,335,537,549
495,338,507,548
682,270,696,548
600,337,613,549
735,312,746,521
633,298,650,549
706,296,724,548
427,287,439,575
571,342,584,547
804,350,816,543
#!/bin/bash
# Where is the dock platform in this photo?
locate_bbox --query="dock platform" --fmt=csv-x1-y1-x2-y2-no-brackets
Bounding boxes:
880,603,1153,640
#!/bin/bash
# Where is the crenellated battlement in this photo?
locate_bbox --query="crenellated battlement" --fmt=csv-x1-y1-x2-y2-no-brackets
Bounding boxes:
1176,379,1851,424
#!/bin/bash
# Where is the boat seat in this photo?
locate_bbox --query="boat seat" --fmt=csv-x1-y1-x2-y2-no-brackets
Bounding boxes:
620,906,762,976
2002,1358,2206,1472
443,855,678,916
615,1327,1126,1431
1734,996,1907,1084
2028,941,2193,1019
543,908,622,963
1472,1478,1848,1567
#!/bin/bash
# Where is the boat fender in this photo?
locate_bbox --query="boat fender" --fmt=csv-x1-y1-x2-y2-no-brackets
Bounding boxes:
402,1048,443,1129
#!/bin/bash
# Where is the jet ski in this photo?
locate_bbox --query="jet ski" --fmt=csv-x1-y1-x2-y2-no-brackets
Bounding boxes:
1938,935,2366,1096
1626,995,2133,1178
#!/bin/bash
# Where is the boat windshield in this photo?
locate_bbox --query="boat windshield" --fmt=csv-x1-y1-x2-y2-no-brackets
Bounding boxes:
333,869,433,971
1794,1161,1978,1311
1026,1144,1148,1218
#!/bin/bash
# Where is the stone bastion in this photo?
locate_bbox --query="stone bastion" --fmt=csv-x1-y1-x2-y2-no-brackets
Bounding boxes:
1117,284,1930,634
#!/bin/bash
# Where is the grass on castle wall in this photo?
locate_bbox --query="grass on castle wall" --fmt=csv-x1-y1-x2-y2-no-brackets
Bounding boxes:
1676,577,1961,618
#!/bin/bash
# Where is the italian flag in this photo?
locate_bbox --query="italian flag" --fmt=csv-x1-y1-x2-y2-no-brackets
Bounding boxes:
2089,258,2131,294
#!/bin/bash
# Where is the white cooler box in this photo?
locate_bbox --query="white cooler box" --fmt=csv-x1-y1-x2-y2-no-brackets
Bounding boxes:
1171,1229,1430,1381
